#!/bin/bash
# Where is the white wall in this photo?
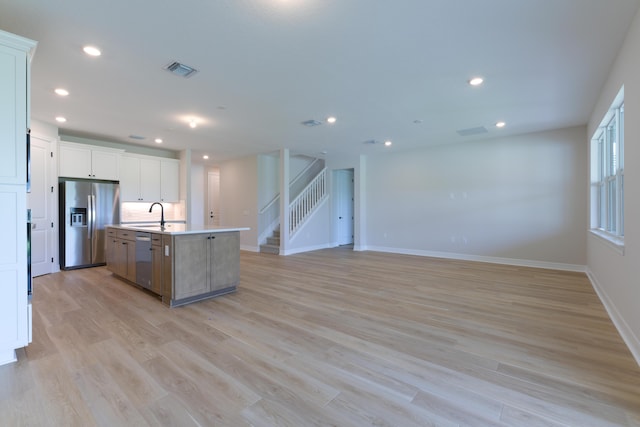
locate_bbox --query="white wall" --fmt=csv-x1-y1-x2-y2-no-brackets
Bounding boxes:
285,199,332,255
258,154,279,209
290,155,315,181
219,155,258,251
179,150,191,223
257,153,319,210
190,163,205,227
364,126,588,269
587,7,640,364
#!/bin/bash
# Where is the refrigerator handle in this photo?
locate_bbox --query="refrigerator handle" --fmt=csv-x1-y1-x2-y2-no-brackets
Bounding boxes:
88,194,94,240
92,195,97,239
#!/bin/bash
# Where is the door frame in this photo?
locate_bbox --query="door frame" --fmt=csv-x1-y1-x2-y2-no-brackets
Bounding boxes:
28,132,57,276
207,169,220,226
332,168,354,246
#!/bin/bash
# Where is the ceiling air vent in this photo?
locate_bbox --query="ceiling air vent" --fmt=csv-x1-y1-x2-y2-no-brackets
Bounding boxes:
164,61,198,78
301,119,322,127
456,126,488,137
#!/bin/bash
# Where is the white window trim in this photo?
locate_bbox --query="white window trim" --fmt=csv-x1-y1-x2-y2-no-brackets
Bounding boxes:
589,229,625,255
590,86,624,250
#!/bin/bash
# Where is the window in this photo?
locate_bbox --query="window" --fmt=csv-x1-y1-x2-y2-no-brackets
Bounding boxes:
591,87,624,247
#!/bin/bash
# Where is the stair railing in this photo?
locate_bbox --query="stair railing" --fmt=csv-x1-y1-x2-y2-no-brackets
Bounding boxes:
289,168,327,235
258,157,325,244
290,157,324,199
258,194,280,244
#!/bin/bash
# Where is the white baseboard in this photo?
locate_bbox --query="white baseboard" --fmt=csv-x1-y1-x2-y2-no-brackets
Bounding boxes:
586,269,640,367
363,246,587,272
282,243,333,256
0,349,17,366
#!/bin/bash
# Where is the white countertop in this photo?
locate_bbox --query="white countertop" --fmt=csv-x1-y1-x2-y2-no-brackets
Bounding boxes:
109,224,250,235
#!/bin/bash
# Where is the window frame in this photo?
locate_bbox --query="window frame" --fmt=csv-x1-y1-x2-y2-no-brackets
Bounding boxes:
590,87,624,252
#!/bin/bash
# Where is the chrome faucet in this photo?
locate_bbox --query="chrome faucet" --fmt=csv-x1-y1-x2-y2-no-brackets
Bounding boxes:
148,202,165,227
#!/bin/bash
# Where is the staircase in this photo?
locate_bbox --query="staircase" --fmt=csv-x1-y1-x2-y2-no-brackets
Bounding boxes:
259,227,280,254
258,165,328,255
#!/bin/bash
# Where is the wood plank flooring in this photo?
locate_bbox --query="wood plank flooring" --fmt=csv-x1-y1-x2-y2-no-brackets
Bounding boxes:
2,247,640,426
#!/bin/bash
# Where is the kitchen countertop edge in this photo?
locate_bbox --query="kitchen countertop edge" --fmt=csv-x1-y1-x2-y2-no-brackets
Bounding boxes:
108,224,250,235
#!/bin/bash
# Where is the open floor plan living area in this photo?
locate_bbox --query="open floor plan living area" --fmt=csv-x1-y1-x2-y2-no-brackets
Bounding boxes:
2,0,640,425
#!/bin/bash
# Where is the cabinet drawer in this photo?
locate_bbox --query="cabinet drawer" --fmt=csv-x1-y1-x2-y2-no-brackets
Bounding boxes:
116,229,136,241
151,233,162,246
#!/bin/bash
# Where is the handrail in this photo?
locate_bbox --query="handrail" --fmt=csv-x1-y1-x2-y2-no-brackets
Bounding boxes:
259,193,280,215
289,168,327,235
258,157,323,215
291,157,322,188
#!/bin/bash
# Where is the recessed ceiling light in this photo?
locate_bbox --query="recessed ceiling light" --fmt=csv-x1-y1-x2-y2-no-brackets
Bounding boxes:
469,77,484,86
83,45,101,57
384,140,393,147
155,138,163,144
55,116,67,123
189,119,197,128
327,116,336,124
54,88,69,96
203,155,209,160
496,121,506,128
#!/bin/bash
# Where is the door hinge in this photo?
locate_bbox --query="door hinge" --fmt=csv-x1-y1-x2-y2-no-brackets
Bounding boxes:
51,222,54,228
51,257,54,263
51,186,54,193
50,152,53,158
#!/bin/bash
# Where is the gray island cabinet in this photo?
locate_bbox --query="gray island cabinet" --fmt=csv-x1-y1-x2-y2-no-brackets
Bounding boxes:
106,224,249,307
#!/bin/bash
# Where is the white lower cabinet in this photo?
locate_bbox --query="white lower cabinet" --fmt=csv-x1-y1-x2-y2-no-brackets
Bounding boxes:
0,185,28,365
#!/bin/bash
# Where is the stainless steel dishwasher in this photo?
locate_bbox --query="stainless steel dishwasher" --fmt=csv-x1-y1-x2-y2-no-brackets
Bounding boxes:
135,232,152,289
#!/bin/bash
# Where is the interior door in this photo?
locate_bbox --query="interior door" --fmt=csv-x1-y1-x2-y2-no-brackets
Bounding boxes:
207,171,220,226
27,135,51,277
335,169,354,246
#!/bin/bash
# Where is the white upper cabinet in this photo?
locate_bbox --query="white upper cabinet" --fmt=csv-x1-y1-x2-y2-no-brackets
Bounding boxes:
121,154,160,202
58,142,122,181
120,153,182,203
160,159,180,202
139,158,161,202
0,36,29,185
119,156,140,201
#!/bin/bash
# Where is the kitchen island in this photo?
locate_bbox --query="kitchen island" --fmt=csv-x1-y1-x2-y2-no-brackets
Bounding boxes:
106,224,249,307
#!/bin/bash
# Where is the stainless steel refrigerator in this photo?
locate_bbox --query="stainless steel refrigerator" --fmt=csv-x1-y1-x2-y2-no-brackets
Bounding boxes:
59,179,120,270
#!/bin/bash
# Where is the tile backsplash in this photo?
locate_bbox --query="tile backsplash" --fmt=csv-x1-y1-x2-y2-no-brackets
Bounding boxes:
120,201,186,223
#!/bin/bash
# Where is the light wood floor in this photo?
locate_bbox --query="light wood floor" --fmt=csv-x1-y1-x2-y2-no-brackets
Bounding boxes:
2,248,640,426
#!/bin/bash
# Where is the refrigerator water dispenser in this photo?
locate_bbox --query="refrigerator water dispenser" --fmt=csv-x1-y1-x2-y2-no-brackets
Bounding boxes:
70,208,87,227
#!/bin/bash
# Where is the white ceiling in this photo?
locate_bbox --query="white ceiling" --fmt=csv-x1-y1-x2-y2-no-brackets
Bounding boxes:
1,0,638,163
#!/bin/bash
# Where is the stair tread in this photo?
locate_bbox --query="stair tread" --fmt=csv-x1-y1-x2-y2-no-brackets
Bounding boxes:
259,243,280,255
